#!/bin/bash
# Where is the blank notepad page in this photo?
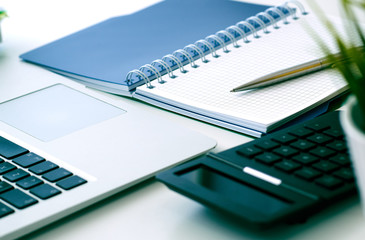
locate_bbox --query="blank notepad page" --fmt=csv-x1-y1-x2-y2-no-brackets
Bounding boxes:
135,14,348,132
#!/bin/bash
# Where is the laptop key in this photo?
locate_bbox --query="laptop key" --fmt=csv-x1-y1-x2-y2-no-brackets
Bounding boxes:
3,169,30,182
0,181,14,194
30,184,61,199
12,152,45,168
16,176,43,190
29,161,58,175
43,168,72,182
0,202,14,218
57,175,87,190
0,162,17,174
0,189,38,209
0,137,28,159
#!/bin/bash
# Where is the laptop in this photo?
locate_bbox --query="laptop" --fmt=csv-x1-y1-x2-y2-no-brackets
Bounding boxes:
0,65,216,238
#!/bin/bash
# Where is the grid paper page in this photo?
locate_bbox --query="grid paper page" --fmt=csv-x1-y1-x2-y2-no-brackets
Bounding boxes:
135,13,348,132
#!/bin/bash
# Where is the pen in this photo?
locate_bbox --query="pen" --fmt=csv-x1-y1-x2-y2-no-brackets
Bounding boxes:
230,52,348,92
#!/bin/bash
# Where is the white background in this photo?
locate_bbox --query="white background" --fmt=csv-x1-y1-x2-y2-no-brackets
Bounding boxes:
1,0,365,239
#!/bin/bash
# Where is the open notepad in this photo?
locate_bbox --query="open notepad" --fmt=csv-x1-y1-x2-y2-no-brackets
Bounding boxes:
133,5,349,136
20,1,350,137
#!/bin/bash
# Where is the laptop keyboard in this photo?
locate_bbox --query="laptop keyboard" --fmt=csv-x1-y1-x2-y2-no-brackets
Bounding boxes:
0,136,87,218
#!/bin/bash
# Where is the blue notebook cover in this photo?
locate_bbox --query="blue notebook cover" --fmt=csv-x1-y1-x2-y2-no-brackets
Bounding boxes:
20,0,270,94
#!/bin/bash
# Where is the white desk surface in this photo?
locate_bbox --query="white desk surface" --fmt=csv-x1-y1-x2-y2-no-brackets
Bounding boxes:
1,0,365,239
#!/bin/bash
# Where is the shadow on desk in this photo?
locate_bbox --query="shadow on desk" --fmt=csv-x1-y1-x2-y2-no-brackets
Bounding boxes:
18,178,157,239
20,178,362,240
196,195,360,239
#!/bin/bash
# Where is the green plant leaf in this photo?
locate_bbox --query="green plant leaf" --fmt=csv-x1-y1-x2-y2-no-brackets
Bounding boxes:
309,0,365,119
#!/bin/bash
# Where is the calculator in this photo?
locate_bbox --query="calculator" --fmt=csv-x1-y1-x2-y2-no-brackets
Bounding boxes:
156,111,357,227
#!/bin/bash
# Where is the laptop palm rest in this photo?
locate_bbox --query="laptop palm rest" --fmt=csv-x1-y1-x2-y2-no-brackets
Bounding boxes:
0,84,125,141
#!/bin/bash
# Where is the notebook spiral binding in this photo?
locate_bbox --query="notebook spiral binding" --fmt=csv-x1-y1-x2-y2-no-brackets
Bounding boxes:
126,0,308,89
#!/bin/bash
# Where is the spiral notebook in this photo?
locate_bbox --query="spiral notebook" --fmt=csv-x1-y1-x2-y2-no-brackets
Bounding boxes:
20,0,349,137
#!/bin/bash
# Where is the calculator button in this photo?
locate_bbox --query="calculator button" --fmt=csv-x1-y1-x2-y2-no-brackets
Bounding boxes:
254,139,280,150
272,146,299,158
315,176,343,190
312,161,340,173
290,140,316,151
333,168,354,182
323,128,344,138
292,153,319,165
295,168,322,181
330,154,351,166
272,133,296,144
255,152,282,165
289,127,314,138
326,140,348,152
305,122,330,131
236,145,262,158
310,147,336,158
274,160,301,173
307,134,333,145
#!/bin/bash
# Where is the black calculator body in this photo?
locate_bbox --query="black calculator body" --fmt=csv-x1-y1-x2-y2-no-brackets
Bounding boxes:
157,111,357,227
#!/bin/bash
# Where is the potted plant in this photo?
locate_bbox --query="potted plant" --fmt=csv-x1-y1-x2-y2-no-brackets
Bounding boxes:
0,8,7,43
313,0,365,214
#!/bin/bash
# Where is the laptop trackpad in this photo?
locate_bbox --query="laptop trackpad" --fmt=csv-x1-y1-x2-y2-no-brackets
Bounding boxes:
0,84,125,141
